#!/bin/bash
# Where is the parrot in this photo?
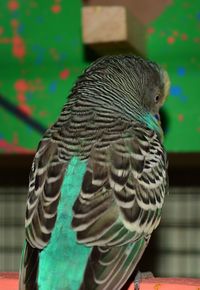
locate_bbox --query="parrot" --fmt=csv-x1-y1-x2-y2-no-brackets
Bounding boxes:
19,55,170,290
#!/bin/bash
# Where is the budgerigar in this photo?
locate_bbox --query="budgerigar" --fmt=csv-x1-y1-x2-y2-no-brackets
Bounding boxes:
19,55,170,290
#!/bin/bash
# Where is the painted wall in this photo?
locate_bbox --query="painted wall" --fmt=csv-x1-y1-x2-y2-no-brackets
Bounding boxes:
147,0,200,151
0,0,87,153
0,0,199,152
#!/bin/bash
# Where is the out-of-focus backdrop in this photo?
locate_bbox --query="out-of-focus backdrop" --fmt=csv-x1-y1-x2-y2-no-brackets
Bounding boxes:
0,0,200,281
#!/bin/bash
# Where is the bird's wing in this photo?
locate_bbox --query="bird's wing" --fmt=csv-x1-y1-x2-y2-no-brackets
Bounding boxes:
25,137,67,249
72,124,168,290
19,134,68,290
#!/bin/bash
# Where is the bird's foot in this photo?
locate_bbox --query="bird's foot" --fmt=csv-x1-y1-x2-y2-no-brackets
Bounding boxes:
134,271,154,290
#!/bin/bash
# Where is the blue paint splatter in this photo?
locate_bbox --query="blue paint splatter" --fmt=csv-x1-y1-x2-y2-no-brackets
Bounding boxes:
55,35,63,43
49,81,57,93
170,85,188,102
197,12,200,21
170,85,182,96
0,133,4,140
180,95,188,102
17,24,25,33
11,10,20,17
36,16,44,24
35,54,44,65
60,52,68,61
32,44,44,52
177,67,186,76
26,126,33,134
26,92,34,101
32,45,45,65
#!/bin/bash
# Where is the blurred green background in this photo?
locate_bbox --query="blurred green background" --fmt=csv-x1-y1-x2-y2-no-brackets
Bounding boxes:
0,0,199,152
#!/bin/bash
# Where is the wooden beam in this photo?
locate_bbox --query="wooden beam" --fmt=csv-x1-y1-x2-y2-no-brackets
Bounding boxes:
82,6,146,57
83,0,171,24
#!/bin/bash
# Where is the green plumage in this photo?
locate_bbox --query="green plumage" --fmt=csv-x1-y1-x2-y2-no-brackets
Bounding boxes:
38,157,91,290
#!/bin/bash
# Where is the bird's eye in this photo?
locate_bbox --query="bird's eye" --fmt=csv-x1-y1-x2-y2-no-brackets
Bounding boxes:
154,95,160,103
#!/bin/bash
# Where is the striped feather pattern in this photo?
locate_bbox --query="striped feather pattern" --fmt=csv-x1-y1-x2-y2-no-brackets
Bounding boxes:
71,124,168,289
19,55,169,290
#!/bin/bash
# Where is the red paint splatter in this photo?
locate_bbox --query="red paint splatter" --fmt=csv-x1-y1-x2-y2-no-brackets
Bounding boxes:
0,27,4,35
13,35,26,59
15,79,29,92
17,94,25,102
181,33,188,41
51,4,61,13
167,36,175,44
60,69,70,80
8,19,27,59
18,104,32,116
14,79,33,115
147,27,155,34
178,114,184,122
0,139,34,153
8,0,19,11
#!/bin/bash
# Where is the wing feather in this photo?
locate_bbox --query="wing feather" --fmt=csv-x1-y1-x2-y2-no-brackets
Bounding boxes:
72,124,168,289
25,138,67,249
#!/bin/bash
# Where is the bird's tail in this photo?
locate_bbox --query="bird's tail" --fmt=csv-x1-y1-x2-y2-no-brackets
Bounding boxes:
80,236,150,290
19,241,39,290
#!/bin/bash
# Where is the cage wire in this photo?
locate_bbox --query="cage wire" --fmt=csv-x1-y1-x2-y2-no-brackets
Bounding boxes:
0,186,200,277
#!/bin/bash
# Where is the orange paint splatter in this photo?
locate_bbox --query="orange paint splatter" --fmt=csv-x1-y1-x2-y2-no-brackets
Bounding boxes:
173,31,179,36
50,48,60,60
181,33,188,41
167,36,175,44
60,69,70,80
17,93,26,102
178,114,184,122
13,133,19,145
12,35,26,59
51,4,61,13
8,0,19,10
11,19,19,28
154,284,162,290
194,37,200,43
0,38,12,44
39,111,47,117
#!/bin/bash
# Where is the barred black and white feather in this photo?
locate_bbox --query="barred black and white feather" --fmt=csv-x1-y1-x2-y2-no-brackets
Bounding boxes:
19,55,169,290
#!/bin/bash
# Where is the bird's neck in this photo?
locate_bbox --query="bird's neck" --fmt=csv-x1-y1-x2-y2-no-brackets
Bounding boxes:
140,112,163,140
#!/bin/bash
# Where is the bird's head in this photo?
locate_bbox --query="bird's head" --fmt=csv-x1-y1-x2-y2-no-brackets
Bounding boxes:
74,55,170,133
